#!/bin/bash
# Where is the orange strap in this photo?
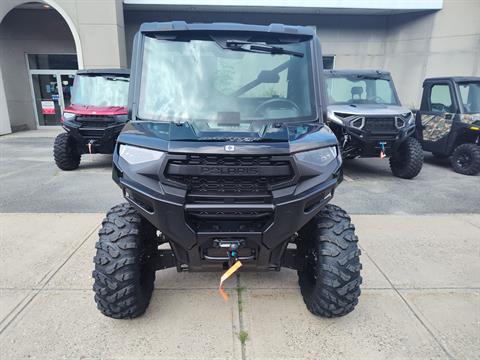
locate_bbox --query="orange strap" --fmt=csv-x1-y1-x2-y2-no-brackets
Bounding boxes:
218,260,242,301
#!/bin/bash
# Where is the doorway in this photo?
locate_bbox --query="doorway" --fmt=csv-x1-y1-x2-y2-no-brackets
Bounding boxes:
27,54,77,126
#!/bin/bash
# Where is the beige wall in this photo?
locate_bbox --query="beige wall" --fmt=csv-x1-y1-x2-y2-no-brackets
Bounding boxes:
124,3,479,110
385,0,480,108
1,0,479,133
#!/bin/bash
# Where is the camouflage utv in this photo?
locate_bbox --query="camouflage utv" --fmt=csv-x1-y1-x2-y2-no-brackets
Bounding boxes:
416,77,480,175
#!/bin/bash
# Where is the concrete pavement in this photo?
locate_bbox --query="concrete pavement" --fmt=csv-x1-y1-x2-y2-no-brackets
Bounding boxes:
0,213,479,359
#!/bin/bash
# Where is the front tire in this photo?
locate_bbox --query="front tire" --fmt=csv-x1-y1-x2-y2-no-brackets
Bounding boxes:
92,203,156,319
297,204,362,317
450,144,480,175
389,137,423,179
53,133,80,170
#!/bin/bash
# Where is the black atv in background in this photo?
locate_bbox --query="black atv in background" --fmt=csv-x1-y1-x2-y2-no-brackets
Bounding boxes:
92,22,362,319
53,69,130,170
416,77,480,175
324,70,424,179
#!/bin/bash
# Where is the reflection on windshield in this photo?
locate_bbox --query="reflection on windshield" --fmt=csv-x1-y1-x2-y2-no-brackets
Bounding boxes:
138,37,315,131
458,82,480,114
71,75,129,107
326,76,398,105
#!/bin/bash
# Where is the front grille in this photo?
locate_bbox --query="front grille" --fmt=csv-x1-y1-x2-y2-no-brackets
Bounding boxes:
78,128,105,139
363,117,397,133
187,208,273,232
165,154,294,195
76,115,116,128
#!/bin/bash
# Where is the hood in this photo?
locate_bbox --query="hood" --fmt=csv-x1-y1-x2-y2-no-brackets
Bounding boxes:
118,121,338,155
327,104,411,116
64,104,128,116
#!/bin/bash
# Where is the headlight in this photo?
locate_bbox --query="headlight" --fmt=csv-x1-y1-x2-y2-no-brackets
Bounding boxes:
294,146,338,167
63,112,76,121
400,112,415,126
119,144,164,165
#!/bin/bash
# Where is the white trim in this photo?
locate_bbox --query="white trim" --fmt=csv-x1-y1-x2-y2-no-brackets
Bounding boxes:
124,0,443,10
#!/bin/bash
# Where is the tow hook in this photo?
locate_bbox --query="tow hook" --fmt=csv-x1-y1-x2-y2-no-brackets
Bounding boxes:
87,140,94,154
227,243,239,267
379,141,387,158
218,240,243,301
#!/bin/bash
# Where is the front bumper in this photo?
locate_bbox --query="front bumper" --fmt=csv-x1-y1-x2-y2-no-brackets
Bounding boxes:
113,152,342,271
346,124,416,157
63,120,125,154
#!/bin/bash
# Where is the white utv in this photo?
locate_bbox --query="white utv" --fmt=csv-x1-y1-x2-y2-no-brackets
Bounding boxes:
324,70,423,179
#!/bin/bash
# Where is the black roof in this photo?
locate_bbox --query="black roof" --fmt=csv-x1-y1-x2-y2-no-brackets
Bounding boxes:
139,21,315,38
76,68,130,76
424,76,480,84
324,69,391,77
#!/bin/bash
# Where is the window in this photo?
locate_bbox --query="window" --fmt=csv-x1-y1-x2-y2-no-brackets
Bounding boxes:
430,84,453,113
323,56,334,70
27,54,78,70
458,82,480,113
138,36,315,125
325,76,398,105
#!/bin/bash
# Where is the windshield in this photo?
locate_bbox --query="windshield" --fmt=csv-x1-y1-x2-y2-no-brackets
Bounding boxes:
458,81,480,114
138,35,315,130
326,75,399,105
71,75,129,107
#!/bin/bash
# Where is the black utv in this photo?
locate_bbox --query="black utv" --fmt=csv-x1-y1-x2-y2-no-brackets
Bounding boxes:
92,22,362,319
53,68,130,170
324,70,423,179
416,76,480,175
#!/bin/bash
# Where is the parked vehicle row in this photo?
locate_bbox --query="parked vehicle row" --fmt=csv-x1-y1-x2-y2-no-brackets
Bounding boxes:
324,70,480,177
50,21,478,321
54,69,480,177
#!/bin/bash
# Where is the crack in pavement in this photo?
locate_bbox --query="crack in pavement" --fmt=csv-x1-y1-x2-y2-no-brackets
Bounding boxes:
0,223,100,335
362,250,455,359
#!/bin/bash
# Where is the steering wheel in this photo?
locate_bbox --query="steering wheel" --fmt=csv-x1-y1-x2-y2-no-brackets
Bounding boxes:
254,98,301,117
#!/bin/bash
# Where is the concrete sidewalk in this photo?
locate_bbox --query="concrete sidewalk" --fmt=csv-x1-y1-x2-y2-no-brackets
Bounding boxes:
0,213,479,359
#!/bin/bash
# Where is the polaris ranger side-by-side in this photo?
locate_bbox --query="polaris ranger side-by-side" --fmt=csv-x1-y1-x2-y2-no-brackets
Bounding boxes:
92,22,362,319
324,70,423,179
53,69,130,170
416,76,480,175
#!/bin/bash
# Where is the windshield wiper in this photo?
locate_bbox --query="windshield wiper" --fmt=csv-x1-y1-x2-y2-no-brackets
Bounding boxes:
225,40,304,58
103,76,129,82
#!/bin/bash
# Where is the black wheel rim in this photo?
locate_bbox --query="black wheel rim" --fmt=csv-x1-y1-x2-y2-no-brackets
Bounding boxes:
456,152,471,168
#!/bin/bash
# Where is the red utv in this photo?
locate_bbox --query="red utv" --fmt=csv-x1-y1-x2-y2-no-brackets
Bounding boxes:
53,68,130,170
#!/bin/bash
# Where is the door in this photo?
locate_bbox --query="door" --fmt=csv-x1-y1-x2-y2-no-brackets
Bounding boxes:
31,74,63,126
420,82,457,153
60,74,75,109
30,72,76,126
